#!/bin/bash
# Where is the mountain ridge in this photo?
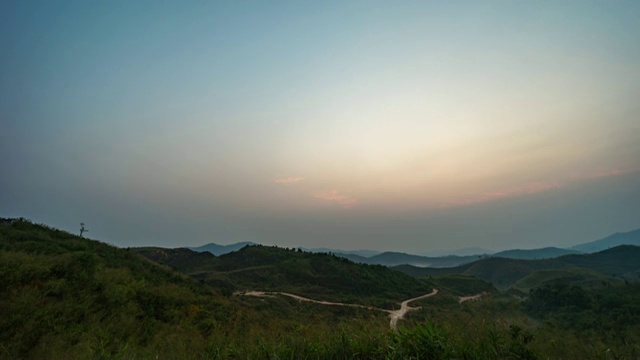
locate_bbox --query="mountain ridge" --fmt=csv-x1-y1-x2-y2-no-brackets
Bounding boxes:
189,241,256,255
492,247,581,260
395,244,640,290
187,227,640,268
571,228,640,252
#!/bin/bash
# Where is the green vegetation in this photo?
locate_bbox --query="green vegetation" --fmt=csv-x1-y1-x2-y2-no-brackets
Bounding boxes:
2,218,640,359
511,267,615,293
134,245,434,308
429,274,496,296
525,281,640,358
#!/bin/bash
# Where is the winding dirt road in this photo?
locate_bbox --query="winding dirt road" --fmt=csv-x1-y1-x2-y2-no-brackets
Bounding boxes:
458,291,487,304
235,291,385,311
235,288,439,330
388,288,439,330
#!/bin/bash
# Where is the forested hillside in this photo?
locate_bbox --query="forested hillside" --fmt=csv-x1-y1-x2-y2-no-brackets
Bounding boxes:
134,245,434,307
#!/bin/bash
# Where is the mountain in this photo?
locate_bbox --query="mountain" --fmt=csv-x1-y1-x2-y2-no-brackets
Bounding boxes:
419,247,494,257
189,241,256,255
571,228,640,253
395,245,640,290
301,247,381,257
492,247,581,260
339,251,486,268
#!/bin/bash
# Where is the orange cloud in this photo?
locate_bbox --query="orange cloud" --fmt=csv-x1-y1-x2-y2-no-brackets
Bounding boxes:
314,190,358,208
275,176,305,184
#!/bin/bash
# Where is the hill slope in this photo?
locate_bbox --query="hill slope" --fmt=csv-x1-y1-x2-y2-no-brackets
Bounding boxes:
0,218,234,358
1,218,440,358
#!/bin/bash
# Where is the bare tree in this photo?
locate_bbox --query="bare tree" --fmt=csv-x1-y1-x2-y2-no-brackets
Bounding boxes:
80,223,89,237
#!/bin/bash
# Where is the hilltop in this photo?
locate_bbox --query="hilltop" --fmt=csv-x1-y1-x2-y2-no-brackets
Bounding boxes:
0,218,232,358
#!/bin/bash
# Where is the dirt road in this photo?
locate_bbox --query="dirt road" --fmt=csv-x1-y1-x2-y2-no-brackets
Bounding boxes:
388,288,439,330
235,290,384,311
236,288,439,330
458,291,487,304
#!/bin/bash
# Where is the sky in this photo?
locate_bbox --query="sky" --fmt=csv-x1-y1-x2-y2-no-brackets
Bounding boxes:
2,1,640,253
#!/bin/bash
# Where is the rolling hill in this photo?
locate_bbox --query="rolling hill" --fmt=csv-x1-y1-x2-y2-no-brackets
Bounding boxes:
0,218,236,358
134,245,435,306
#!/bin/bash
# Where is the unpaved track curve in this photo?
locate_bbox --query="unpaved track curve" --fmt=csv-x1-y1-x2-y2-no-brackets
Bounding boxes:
235,288,439,330
235,291,386,311
458,291,487,304
388,288,439,330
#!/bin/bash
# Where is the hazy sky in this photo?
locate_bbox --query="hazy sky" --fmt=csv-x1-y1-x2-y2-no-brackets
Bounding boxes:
2,1,639,253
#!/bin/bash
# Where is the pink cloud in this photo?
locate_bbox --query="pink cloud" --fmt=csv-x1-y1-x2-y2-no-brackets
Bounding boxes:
443,181,563,208
577,168,638,180
440,167,638,209
274,176,305,184
314,190,358,208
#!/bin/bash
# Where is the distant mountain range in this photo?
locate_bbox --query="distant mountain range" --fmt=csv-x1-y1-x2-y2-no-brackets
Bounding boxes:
418,247,495,257
491,247,580,260
189,228,640,267
189,241,256,255
336,252,487,268
571,228,640,253
299,247,381,257
394,245,640,291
